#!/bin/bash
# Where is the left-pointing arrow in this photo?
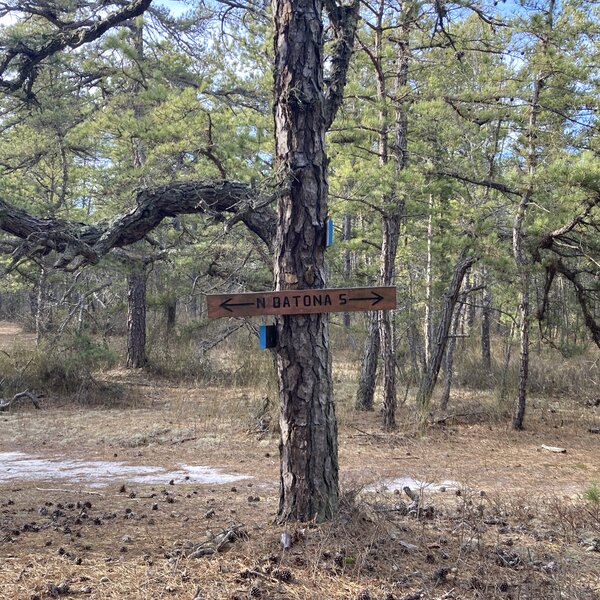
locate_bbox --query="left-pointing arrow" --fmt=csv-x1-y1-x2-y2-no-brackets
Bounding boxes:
219,298,256,312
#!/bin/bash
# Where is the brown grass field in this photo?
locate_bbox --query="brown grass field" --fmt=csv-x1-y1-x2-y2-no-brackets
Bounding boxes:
0,321,599,599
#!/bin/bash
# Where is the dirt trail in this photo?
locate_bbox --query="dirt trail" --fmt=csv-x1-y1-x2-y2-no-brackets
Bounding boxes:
0,320,35,350
0,324,599,599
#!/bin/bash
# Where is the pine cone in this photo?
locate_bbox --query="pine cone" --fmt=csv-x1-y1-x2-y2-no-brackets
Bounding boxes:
273,568,293,582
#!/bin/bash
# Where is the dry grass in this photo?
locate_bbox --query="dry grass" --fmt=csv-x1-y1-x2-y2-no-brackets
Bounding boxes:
0,322,600,599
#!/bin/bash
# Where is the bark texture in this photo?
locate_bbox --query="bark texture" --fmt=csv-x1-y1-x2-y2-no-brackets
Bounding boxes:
481,271,492,372
440,295,464,412
355,311,379,411
272,0,346,522
126,265,147,369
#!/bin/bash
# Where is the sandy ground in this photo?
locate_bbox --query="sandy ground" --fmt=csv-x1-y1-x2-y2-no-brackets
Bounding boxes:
0,323,599,599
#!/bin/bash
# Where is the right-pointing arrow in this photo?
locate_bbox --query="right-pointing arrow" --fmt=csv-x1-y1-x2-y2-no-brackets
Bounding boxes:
348,291,384,306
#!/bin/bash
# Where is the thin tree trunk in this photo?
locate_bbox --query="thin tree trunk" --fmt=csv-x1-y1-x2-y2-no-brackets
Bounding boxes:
126,265,147,368
424,194,434,368
356,311,379,411
499,321,515,405
354,0,387,414
35,266,47,345
481,269,492,372
379,214,400,429
342,213,352,328
512,0,553,429
378,7,409,430
77,292,85,334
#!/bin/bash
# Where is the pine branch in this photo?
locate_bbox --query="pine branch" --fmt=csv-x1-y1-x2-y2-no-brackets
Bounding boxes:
0,0,153,94
323,0,360,130
0,180,277,270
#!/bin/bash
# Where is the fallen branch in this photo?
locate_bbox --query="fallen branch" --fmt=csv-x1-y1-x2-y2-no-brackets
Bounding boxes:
169,524,248,559
432,411,486,425
169,436,198,446
0,390,41,411
541,444,567,454
35,487,104,496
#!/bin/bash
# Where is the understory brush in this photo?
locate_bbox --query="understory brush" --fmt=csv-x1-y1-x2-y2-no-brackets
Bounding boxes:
0,333,117,400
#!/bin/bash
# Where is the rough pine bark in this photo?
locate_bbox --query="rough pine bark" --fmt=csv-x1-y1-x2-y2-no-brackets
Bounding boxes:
355,312,379,411
273,0,338,522
379,213,400,429
126,265,147,368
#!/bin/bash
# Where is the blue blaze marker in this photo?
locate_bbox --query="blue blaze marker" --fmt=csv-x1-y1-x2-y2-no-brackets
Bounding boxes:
326,217,334,247
259,324,277,349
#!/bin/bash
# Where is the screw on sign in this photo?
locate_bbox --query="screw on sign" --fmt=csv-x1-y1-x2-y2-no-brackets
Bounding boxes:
206,286,397,318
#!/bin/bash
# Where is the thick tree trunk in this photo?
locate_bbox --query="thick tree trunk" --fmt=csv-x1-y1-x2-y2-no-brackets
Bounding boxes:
126,265,147,368
355,311,380,411
416,251,475,411
273,0,338,522
125,18,149,370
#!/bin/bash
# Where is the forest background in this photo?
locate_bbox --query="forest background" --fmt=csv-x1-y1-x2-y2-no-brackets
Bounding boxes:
0,1,600,598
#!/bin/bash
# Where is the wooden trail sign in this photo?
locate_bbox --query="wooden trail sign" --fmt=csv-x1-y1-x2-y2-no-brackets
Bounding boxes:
207,286,396,318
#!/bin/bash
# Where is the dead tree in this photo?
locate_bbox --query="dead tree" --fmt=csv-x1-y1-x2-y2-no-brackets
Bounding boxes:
0,391,41,412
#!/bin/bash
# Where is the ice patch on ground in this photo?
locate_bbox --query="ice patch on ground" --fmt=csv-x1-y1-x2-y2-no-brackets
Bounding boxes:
0,452,249,487
365,476,459,493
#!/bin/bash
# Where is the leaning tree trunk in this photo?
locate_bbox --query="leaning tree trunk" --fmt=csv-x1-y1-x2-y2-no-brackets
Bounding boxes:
440,295,465,412
416,250,476,411
273,0,338,522
126,265,147,368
